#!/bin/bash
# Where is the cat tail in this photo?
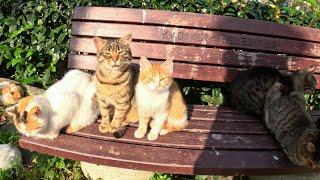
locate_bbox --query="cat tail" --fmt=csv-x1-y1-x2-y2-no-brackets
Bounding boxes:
113,98,138,138
160,82,188,135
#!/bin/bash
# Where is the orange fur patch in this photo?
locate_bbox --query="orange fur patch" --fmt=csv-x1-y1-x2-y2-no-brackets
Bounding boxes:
17,96,34,113
2,86,10,94
66,125,75,133
139,63,172,90
25,106,41,131
13,89,21,100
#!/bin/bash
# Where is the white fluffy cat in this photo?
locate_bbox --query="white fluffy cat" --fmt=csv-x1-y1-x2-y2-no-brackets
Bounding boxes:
0,144,22,170
6,70,99,139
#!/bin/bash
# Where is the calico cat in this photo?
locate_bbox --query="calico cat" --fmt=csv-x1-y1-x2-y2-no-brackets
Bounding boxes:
94,33,138,138
0,80,24,106
134,56,188,141
264,82,319,168
226,66,316,116
6,70,99,139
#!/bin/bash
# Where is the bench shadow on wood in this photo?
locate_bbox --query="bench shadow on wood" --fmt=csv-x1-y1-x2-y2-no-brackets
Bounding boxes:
193,12,317,176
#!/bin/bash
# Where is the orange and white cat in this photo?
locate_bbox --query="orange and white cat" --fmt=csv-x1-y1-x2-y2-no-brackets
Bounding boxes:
134,56,188,141
0,81,24,106
6,70,99,139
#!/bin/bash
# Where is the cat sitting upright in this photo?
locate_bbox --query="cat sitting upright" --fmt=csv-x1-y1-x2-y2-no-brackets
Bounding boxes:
6,70,99,139
93,33,138,138
134,56,188,141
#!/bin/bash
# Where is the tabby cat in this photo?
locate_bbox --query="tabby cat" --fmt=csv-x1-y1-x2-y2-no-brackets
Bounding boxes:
94,33,138,138
264,82,319,168
134,57,188,141
6,70,99,139
0,80,24,106
226,66,316,116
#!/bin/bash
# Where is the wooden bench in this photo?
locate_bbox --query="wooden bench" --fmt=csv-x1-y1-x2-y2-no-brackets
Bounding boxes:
19,7,320,176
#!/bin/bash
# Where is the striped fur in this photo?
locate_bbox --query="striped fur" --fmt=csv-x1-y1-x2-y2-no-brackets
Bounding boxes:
94,34,138,138
264,82,319,168
227,66,316,117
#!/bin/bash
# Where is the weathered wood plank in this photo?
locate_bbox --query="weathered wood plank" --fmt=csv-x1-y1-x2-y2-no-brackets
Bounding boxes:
20,134,320,175
71,124,276,150
67,54,320,89
71,22,320,58
72,7,320,43
70,37,320,72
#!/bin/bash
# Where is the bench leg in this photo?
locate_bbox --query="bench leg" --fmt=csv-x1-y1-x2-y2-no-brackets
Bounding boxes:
81,161,153,180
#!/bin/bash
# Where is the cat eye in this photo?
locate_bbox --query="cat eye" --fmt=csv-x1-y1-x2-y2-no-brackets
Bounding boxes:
102,53,111,58
118,51,126,55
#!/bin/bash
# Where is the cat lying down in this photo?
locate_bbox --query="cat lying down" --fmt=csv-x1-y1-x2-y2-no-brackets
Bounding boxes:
6,70,100,139
0,80,24,106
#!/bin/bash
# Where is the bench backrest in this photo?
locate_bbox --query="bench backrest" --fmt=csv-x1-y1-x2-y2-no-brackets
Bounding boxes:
68,7,320,89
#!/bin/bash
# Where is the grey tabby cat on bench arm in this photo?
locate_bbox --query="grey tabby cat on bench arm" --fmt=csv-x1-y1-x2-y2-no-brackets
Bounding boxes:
227,66,319,168
264,81,319,168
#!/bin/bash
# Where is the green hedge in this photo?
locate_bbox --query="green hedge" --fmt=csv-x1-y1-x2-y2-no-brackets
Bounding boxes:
0,0,319,88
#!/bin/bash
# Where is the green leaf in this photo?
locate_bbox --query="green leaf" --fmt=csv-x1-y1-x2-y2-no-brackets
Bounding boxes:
57,33,65,43
303,0,319,9
11,58,22,66
45,170,55,180
0,44,10,53
201,87,211,91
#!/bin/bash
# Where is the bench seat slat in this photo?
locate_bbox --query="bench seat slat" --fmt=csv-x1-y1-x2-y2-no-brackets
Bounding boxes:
19,133,320,175
72,124,277,150
19,106,320,175
67,54,320,89
71,22,320,58
70,37,320,72
72,7,320,43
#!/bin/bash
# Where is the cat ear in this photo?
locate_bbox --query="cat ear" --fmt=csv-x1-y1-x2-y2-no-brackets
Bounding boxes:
93,37,107,52
161,58,174,76
140,56,152,71
5,105,17,114
120,33,132,46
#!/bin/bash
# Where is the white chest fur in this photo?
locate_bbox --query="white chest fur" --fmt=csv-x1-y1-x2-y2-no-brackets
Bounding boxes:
136,83,169,115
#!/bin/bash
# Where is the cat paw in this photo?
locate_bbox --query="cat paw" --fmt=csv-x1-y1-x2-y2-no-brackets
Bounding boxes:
99,123,110,133
65,126,76,134
134,129,146,139
147,132,159,141
159,129,169,135
66,125,83,134
108,125,119,133
47,134,59,140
